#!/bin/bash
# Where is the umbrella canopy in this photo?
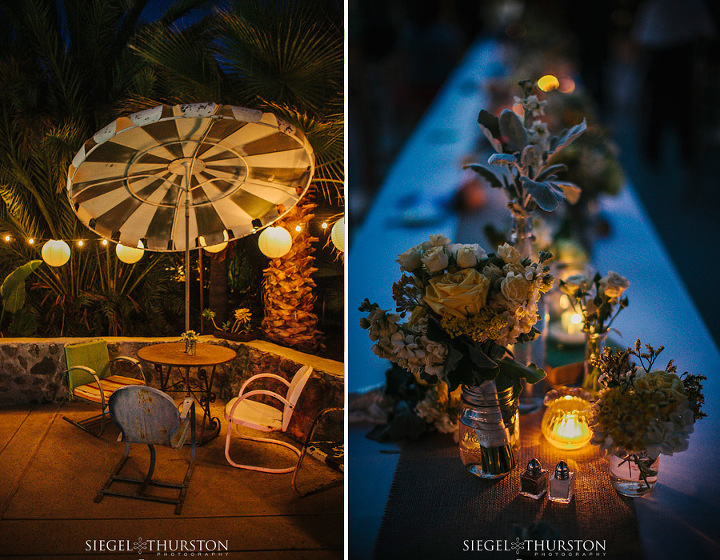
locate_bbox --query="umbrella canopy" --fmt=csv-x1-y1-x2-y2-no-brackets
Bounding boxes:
67,103,314,330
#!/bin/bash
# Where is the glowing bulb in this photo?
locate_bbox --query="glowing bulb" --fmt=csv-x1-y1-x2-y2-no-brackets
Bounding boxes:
77,240,84,247
537,74,560,92
321,222,328,229
4,235,10,242
570,313,582,325
116,241,144,264
101,239,108,246
331,217,345,252
295,225,302,232
258,227,292,258
41,239,71,267
28,238,35,245
199,230,229,253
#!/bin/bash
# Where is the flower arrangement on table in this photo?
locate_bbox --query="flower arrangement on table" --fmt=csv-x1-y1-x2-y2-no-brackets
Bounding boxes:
589,340,706,495
559,271,629,393
360,234,554,394
181,330,199,354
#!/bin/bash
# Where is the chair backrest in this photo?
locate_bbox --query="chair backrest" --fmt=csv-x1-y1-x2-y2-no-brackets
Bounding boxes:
109,385,180,447
283,365,314,431
65,340,111,394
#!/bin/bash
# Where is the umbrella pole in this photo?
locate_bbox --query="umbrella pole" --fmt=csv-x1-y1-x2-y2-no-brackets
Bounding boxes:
185,194,191,333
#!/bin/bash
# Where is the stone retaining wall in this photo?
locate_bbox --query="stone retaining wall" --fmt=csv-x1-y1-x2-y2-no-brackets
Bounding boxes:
0,336,344,441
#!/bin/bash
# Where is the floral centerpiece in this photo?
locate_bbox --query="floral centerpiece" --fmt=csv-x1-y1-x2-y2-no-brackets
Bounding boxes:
465,79,585,256
181,330,199,355
560,271,629,393
360,234,554,477
589,340,706,497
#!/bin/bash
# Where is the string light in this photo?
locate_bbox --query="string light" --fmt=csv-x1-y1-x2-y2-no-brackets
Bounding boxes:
101,239,108,246
28,238,35,245
77,240,84,247
295,225,302,232
321,222,328,229
4,235,10,242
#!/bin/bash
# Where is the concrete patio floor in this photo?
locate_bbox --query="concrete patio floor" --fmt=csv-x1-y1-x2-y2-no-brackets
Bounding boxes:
0,400,343,559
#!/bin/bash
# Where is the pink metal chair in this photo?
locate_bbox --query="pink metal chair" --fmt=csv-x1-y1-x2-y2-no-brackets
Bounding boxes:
224,365,314,473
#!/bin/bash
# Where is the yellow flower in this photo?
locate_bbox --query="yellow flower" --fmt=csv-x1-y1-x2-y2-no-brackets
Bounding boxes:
234,308,252,323
424,268,490,318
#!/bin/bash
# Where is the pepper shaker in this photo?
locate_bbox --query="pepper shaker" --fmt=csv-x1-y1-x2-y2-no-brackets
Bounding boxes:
549,460,575,503
520,458,549,499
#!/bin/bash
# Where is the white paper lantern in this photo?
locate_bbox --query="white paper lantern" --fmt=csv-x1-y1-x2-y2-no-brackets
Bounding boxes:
258,226,292,258
116,241,144,264
331,217,345,252
200,230,229,253
41,240,71,267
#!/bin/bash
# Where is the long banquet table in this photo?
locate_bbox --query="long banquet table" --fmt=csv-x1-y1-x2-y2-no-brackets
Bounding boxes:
348,38,720,559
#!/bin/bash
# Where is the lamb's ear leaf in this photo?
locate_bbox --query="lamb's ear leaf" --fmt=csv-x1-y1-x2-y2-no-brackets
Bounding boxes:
477,110,503,152
549,119,587,157
488,153,517,166
499,109,527,152
535,163,568,182
464,163,505,189
520,177,565,212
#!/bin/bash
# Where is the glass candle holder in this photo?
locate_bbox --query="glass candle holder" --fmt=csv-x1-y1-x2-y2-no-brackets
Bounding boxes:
541,389,592,451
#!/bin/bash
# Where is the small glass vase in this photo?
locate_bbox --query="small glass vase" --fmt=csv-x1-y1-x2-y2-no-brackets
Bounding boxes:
185,339,197,356
608,452,660,498
583,330,608,394
510,214,547,412
458,380,519,479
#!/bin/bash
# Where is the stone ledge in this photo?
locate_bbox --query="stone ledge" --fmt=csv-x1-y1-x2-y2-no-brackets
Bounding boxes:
0,336,344,441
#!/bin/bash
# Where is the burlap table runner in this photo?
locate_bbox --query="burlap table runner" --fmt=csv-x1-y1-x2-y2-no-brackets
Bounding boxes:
373,410,645,560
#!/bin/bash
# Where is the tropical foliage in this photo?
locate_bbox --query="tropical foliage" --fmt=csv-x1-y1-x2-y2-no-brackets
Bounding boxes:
0,0,344,349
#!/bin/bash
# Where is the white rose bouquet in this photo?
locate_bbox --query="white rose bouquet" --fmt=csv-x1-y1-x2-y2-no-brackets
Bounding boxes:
360,234,554,394
589,340,706,489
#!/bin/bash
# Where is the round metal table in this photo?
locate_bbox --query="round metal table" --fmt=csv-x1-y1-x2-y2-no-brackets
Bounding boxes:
137,342,236,444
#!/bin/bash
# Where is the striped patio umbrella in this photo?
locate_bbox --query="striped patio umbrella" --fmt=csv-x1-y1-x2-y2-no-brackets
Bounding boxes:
67,103,314,330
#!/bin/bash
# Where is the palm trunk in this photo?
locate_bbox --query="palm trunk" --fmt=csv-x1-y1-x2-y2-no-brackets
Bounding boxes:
261,188,324,353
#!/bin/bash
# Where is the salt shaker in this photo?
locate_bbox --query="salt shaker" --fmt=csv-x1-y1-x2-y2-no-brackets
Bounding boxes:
520,458,549,499
549,460,575,503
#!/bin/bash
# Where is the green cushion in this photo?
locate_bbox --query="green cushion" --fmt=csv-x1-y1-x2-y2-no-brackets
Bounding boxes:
65,340,111,394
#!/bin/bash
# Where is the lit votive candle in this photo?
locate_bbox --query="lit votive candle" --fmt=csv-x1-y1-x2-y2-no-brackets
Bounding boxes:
542,393,592,451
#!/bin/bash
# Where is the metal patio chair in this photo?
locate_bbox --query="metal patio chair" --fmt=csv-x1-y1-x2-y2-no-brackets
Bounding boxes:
62,340,146,436
224,365,314,473
292,407,344,496
95,385,196,515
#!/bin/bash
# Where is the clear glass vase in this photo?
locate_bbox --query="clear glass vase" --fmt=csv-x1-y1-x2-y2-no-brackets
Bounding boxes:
185,339,197,356
583,331,608,394
510,215,547,412
608,452,659,497
458,380,519,479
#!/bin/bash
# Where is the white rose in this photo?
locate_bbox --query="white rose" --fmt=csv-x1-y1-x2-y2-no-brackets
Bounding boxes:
497,243,521,265
421,246,449,273
428,234,451,247
397,246,423,272
501,273,533,304
599,271,629,298
449,243,487,268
